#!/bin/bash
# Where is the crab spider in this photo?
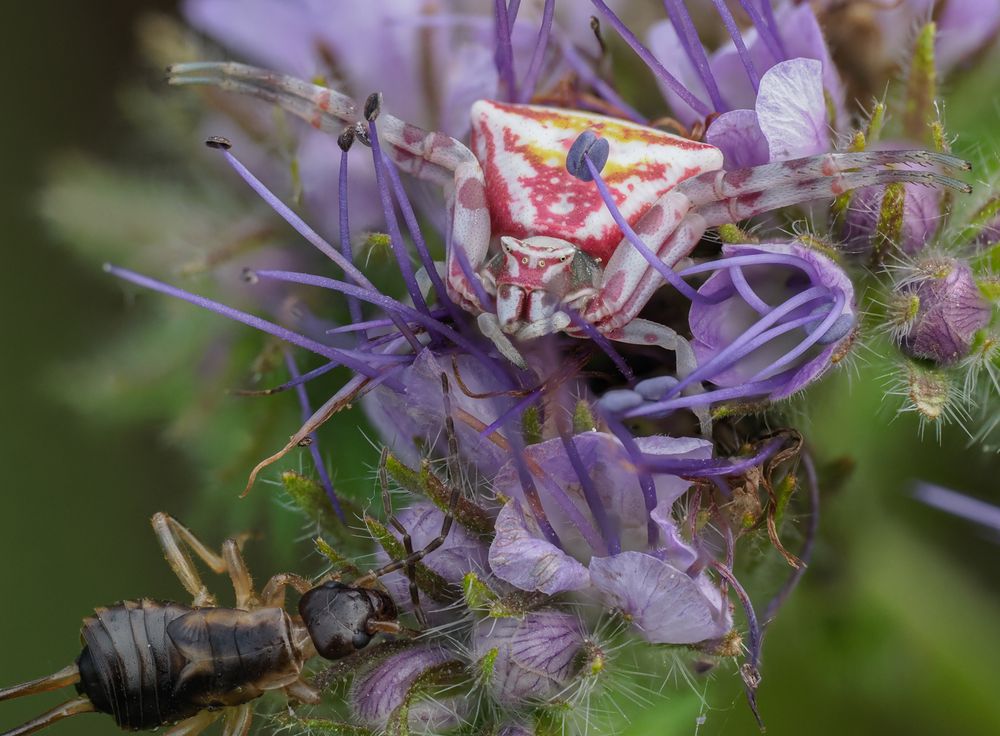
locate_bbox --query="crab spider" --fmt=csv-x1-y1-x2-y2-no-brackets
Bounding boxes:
168,62,970,372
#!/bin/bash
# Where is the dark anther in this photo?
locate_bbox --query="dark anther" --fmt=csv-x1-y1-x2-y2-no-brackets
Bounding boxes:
337,126,356,152
241,268,259,285
353,121,372,147
363,92,383,122
590,16,606,54
566,130,610,182
205,135,232,151
297,436,314,447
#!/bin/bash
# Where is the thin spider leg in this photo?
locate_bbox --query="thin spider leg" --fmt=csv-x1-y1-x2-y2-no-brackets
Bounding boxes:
694,167,971,227
677,149,970,206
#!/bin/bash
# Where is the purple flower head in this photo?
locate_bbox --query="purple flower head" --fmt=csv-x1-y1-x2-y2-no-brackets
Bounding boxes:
488,432,732,644
374,501,491,624
472,609,586,705
686,241,856,402
842,153,945,256
896,257,993,365
349,645,466,733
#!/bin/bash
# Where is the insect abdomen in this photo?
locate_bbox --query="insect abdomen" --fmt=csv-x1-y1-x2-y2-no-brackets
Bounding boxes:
75,600,195,730
75,601,302,731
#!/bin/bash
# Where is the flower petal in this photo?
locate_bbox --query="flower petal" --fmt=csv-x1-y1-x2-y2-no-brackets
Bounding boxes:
706,109,769,169
755,58,830,161
488,501,590,594
589,551,731,644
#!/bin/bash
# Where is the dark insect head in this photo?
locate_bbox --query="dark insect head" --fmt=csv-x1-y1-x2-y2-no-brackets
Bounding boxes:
298,581,398,660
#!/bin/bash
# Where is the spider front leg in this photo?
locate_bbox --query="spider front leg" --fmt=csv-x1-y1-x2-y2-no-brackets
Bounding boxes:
168,62,493,313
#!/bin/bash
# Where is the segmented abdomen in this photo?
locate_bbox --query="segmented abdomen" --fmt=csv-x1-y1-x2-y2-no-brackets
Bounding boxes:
75,600,302,730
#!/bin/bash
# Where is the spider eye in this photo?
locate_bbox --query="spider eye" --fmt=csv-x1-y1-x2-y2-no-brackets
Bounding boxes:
560,256,567,262
538,260,546,268
521,257,528,265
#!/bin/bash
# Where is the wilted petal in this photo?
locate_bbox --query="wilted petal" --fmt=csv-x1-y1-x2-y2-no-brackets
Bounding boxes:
589,551,731,644
755,59,830,161
472,610,585,704
489,501,590,595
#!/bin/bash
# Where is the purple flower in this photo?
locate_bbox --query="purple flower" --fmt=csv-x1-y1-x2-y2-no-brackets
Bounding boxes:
472,609,586,704
896,257,992,365
349,645,466,732
488,432,732,644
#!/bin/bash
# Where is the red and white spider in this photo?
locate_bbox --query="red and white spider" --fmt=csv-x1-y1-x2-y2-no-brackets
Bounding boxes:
169,62,968,372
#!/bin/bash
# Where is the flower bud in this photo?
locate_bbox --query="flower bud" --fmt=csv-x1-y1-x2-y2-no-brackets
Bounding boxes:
897,257,992,365
472,610,587,705
842,178,942,257
349,645,466,733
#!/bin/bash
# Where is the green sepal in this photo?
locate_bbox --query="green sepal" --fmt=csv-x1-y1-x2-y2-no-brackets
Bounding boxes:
865,101,886,143
314,537,362,579
772,472,798,526
904,22,937,143
960,196,1000,248
478,646,499,684
385,453,495,536
419,460,495,536
572,399,597,433
872,183,906,261
717,223,756,244
462,571,499,610
282,470,357,534
847,130,867,153
363,515,458,602
365,232,392,249
487,589,550,618
522,405,543,445
977,275,1000,302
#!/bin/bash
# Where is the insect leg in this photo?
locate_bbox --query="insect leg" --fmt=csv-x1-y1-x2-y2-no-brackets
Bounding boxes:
259,573,313,608
377,446,425,626
220,705,254,736
0,665,79,702
0,696,94,736
160,709,222,736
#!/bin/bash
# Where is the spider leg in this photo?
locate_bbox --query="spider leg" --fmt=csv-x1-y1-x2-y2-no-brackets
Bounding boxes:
168,62,491,311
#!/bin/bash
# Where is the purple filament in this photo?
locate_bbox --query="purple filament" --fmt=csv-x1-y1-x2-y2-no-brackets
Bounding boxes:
216,148,422,352
677,252,822,285
380,153,465,329
642,436,786,477
338,143,364,333
757,0,789,60
738,0,787,64
106,264,406,390
284,352,345,523
663,0,727,112
564,306,634,382
236,359,341,396
510,441,562,549
326,310,448,335
746,290,847,382
494,0,518,100
663,285,832,399
450,230,495,312
518,0,555,103
624,371,792,420
730,266,771,315
711,559,764,730
590,0,712,118
367,119,430,317
250,269,483,357
711,0,760,90
585,157,721,304
561,432,620,556
478,388,542,440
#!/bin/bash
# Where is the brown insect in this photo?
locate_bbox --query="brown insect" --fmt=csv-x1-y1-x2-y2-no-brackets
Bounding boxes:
0,373,465,736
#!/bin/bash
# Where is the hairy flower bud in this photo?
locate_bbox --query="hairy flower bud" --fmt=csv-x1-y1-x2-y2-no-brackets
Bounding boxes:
897,257,992,365
349,645,466,733
842,177,943,256
472,610,587,705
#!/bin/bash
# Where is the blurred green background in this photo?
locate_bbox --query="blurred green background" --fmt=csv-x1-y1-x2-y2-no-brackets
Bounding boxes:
1,3,999,736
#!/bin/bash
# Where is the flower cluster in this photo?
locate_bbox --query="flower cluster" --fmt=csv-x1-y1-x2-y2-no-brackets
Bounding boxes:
47,0,1000,733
